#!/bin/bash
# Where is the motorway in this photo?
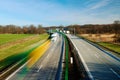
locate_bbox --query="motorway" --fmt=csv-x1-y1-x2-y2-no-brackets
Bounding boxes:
6,33,64,80
67,34,120,80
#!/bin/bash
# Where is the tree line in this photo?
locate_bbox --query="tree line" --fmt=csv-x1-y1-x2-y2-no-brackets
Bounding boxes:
0,24,45,34
0,21,120,42
66,20,120,42
66,21,120,34
45,20,120,42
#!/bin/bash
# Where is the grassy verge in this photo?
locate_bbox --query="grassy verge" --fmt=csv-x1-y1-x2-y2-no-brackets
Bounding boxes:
0,34,49,60
97,42,120,53
0,33,49,72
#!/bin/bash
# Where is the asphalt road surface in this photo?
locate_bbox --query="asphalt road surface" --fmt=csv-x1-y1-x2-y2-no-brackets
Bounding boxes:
67,34,120,80
7,33,63,80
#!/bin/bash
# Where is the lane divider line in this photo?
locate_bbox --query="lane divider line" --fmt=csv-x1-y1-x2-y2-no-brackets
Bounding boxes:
110,68,120,78
37,65,42,72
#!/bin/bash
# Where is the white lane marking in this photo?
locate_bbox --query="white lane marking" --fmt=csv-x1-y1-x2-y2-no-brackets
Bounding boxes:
37,65,42,72
68,34,94,80
5,59,31,80
70,57,73,64
87,48,90,51
110,68,120,79
95,54,99,58
51,48,54,52
82,43,85,46
47,54,49,59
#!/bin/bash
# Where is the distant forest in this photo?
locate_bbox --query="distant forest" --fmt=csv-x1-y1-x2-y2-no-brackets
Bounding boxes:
0,24,45,34
0,20,120,42
48,20,120,42
66,20,120,42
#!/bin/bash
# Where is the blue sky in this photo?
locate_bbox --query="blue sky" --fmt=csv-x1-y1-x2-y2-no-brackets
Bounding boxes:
0,0,120,26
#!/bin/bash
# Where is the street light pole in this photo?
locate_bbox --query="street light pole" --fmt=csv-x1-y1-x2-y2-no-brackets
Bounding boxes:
74,27,75,35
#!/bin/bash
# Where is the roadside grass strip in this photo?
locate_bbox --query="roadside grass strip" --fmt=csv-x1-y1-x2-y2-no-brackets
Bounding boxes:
27,40,51,68
97,42,120,53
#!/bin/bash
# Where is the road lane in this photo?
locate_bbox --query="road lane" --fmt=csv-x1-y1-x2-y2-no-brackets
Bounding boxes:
7,33,64,80
67,34,120,80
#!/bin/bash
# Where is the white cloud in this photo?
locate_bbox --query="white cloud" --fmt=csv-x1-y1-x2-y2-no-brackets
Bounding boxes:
90,0,111,10
0,0,119,26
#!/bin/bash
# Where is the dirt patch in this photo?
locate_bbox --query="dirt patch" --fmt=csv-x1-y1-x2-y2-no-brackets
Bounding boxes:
80,34,115,42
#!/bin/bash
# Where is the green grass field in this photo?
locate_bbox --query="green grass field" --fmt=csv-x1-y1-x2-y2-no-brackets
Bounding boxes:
97,42,120,53
0,34,34,45
0,34,49,60
0,33,49,71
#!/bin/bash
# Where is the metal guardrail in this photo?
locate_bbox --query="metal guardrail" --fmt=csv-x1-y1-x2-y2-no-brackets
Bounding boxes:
55,32,69,80
55,36,65,80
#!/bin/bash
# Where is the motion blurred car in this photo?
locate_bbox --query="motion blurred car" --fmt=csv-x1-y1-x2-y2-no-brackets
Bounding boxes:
51,33,58,42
